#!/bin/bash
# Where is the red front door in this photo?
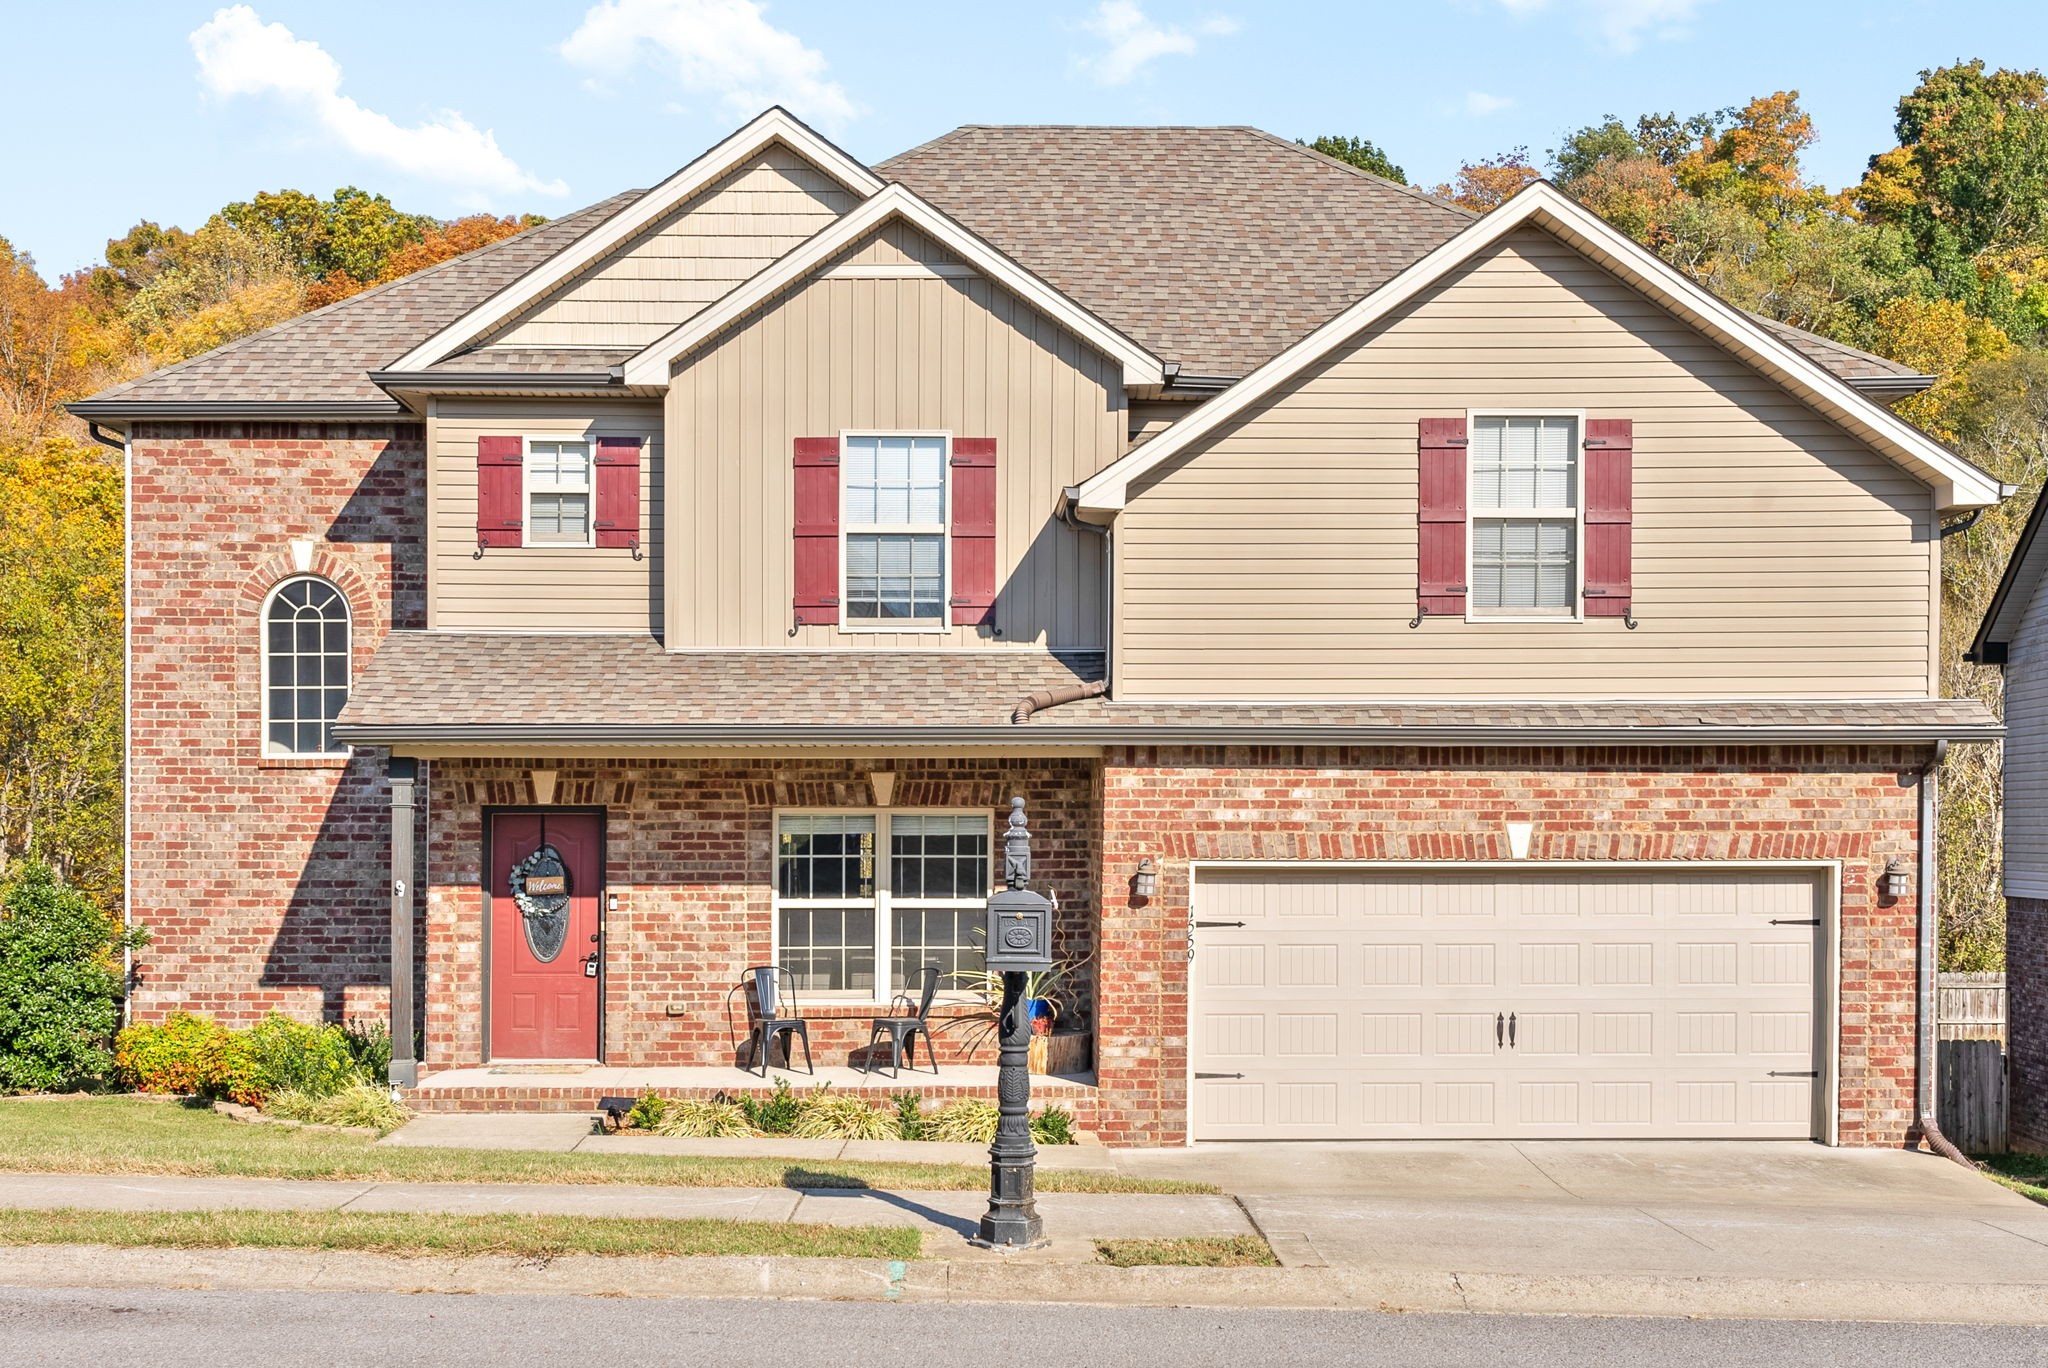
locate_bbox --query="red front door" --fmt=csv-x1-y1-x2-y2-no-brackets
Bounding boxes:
489,811,603,1060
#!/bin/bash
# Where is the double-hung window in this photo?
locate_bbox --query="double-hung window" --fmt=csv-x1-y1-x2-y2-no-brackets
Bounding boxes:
842,435,946,626
775,811,991,999
1469,415,1580,617
526,439,593,545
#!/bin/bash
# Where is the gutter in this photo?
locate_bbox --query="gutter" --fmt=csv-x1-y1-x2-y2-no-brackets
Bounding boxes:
67,400,409,423
367,370,625,390
1915,742,1973,1167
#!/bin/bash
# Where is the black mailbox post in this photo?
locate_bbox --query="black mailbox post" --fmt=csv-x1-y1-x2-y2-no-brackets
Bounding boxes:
974,797,1053,1248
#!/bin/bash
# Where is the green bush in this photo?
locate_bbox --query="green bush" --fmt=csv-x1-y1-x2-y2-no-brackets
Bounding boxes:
340,1019,391,1085
651,1099,756,1138
739,1077,801,1135
0,861,147,1091
891,1091,925,1140
242,1013,356,1097
115,1014,263,1104
265,1083,411,1133
1031,1105,1077,1146
626,1089,667,1131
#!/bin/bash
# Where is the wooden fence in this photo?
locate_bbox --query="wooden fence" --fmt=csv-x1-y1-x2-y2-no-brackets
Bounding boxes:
1937,972,2007,1154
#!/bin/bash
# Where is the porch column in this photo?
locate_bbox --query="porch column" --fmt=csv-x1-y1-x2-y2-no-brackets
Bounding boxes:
388,755,418,1088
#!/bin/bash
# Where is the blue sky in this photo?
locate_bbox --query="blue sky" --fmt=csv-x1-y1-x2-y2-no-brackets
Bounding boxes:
2,1,2043,278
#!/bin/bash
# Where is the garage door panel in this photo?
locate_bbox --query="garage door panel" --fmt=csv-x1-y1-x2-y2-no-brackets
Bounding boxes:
1192,868,1826,1141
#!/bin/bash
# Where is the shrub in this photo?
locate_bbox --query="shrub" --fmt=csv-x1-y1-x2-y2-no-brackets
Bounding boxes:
925,1098,998,1144
739,1077,801,1135
266,1083,411,1133
242,1014,358,1098
792,1088,899,1140
0,861,148,1091
891,1091,925,1141
340,1019,391,1085
115,1013,263,1103
651,1099,756,1138
626,1090,667,1131
1031,1105,1077,1146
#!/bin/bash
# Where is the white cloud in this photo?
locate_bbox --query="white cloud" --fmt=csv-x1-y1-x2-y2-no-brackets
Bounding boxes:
560,0,858,130
1490,0,1706,53
1466,90,1514,116
1075,2,1239,87
190,6,567,203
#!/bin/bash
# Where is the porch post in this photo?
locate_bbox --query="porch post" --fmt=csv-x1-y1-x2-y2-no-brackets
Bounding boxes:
388,755,418,1088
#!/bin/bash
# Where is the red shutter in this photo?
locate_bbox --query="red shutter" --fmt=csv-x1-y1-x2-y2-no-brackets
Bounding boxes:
476,436,523,548
1582,418,1634,619
792,437,840,625
1417,417,1468,617
950,437,998,626
593,436,641,549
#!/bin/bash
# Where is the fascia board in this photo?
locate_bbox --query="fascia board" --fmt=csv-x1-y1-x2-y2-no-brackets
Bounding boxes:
1075,182,2002,513
621,184,1164,387
384,108,884,374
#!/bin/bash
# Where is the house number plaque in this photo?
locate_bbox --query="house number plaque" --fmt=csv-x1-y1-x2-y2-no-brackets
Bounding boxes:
510,844,572,962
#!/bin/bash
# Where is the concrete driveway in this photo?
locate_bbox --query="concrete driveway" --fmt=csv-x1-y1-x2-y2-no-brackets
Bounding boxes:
1119,1141,2048,1285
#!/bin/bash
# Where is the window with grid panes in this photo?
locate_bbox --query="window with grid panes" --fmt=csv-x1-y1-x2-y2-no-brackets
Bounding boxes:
527,440,593,544
1470,416,1579,616
842,435,946,623
263,577,350,755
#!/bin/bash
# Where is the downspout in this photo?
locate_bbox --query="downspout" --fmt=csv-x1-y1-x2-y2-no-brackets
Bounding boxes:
1916,740,1972,1166
1058,486,1112,697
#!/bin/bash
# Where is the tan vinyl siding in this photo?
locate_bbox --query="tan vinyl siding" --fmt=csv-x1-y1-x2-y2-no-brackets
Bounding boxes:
1115,228,1937,700
665,220,1124,650
490,144,851,350
429,398,662,632
2006,588,2048,897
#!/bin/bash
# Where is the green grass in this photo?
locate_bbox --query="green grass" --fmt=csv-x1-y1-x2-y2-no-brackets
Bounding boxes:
1094,1236,1279,1268
0,1098,1215,1195
0,1207,921,1261
1978,1152,2048,1205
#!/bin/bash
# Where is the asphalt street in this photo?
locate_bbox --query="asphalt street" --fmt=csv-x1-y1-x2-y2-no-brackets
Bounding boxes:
6,1288,2048,1368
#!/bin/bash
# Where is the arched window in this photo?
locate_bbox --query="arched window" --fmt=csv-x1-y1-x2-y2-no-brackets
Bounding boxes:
263,577,351,755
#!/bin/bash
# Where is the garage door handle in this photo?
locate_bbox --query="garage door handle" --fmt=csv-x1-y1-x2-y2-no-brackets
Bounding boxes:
1770,918,1821,926
1508,1012,1517,1049
1194,920,1246,928
1195,1072,1245,1080
1768,1070,1819,1078
1495,1012,1505,1049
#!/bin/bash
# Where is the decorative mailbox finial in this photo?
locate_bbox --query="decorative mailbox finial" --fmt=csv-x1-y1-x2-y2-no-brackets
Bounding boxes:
1004,795,1030,890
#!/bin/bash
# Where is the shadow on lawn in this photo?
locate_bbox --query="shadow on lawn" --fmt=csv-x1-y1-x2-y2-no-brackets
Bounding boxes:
780,1166,978,1238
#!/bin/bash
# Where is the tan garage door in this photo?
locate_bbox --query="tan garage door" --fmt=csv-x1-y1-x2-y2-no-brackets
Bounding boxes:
1191,867,1826,1140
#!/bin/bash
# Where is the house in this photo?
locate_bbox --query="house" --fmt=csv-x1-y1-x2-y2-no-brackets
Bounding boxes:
1968,500,2048,1153
75,108,2004,1147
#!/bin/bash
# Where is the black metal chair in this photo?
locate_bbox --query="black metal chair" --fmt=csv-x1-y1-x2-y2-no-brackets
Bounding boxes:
866,964,941,1077
742,965,813,1076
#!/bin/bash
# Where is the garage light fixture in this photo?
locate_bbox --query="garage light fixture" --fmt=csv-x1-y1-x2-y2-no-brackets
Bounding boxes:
1881,858,1909,901
1132,857,1158,900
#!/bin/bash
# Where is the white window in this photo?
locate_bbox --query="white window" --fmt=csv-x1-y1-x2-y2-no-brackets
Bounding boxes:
262,576,350,756
774,810,991,999
842,434,947,626
1470,415,1580,617
526,439,593,545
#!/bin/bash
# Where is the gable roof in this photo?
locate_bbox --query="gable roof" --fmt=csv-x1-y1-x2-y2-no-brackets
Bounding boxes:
1073,181,2004,514
620,183,1165,387
1970,488,2048,663
384,108,881,374
881,126,1474,380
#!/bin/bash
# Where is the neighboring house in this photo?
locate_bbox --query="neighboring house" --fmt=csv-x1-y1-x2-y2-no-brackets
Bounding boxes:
1968,501,2048,1153
75,109,2004,1148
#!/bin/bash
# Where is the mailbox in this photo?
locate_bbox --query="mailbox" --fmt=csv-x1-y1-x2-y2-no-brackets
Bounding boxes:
985,887,1055,973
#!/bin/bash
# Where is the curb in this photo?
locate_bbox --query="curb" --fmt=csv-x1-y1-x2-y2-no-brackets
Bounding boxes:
1,1245,2044,1325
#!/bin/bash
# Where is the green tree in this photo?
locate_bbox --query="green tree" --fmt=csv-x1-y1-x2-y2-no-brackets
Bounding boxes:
0,861,146,1090
1300,135,1406,184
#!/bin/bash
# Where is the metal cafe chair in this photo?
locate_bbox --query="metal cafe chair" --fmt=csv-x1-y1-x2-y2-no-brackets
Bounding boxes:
742,965,814,1076
866,963,942,1078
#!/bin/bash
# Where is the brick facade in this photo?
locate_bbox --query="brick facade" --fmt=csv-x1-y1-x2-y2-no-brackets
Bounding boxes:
127,422,424,1026
2012,896,2048,1151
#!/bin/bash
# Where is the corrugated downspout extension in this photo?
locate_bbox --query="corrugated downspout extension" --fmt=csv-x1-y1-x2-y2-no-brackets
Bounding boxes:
1012,679,1107,724
1916,740,1974,1168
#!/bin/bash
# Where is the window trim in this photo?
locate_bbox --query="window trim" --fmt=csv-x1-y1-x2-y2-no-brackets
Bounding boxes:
259,574,353,759
521,435,597,549
1463,408,1587,625
770,806,994,1005
837,430,952,635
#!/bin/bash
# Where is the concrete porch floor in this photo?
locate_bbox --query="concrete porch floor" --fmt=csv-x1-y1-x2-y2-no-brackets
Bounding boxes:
413,1064,1097,1095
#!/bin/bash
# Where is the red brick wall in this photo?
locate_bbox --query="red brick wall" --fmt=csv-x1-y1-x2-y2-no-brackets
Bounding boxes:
420,756,1099,1071
2012,896,2048,1151
1090,744,1928,1148
127,422,424,1027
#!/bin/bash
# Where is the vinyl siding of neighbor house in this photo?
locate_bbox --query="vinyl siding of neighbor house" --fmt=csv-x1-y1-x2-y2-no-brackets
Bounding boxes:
2005,584,2048,897
427,397,662,632
486,144,854,350
664,219,1125,651
1113,227,1940,701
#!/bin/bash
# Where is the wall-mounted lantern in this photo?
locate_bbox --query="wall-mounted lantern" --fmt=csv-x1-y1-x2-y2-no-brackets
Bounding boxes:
1132,857,1158,901
1881,859,1910,902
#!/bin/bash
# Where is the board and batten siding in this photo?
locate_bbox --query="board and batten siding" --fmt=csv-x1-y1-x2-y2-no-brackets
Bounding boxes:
664,219,1125,650
488,144,853,350
2004,584,2048,897
427,398,662,632
1114,227,1940,700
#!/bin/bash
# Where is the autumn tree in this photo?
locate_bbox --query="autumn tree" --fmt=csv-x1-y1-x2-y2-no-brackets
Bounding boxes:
1300,135,1406,184
1432,148,1540,212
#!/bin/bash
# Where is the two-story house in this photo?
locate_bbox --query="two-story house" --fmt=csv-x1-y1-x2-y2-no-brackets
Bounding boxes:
76,109,2002,1147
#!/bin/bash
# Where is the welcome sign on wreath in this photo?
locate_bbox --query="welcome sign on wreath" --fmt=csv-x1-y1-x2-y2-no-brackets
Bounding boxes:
510,844,572,962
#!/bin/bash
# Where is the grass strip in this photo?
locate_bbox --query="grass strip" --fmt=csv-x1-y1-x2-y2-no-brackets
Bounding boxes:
0,1099,1216,1195
1978,1153,2048,1206
0,1206,922,1261
1094,1236,1279,1268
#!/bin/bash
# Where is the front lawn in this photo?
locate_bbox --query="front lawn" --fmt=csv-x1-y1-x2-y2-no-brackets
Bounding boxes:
0,1098,1215,1195
0,1207,921,1260
1978,1152,2048,1206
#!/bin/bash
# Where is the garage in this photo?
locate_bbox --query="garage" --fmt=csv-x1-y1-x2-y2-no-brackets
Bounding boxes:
1190,866,1829,1141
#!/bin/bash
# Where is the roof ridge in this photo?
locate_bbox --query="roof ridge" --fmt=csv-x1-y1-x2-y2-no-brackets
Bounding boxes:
1240,127,1476,220
95,191,644,398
